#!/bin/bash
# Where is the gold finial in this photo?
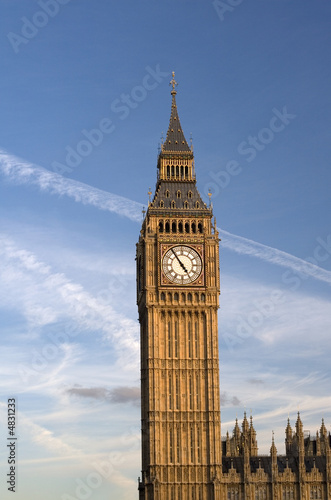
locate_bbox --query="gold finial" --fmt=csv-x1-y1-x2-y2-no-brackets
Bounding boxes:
170,71,178,95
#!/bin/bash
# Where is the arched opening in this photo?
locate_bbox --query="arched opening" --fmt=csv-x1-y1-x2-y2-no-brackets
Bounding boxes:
192,222,196,234
166,165,170,178
171,165,175,177
159,200,164,208
159,221,164,232
185,222,190,233
185,166,188,178
176,165,179,177
178,222,183,233
160,292,165,301
198,222,203,233
172,221,177,233
165,221,170,233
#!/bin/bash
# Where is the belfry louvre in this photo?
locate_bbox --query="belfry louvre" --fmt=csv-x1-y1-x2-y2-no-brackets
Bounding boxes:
136,74,331,500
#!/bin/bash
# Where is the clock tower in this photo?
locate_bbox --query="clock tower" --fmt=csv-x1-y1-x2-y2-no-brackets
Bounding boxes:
137,74,222,500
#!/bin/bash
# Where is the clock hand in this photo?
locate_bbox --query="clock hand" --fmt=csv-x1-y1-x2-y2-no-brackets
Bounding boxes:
171,249,188,273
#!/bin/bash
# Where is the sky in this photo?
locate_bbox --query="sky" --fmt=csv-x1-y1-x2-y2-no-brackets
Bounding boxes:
0,1,330,499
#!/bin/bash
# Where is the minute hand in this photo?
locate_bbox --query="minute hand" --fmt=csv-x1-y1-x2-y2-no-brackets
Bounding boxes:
171,249,188,273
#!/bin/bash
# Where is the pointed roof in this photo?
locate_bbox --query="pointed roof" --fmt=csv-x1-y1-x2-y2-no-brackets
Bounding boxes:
162,72,191,153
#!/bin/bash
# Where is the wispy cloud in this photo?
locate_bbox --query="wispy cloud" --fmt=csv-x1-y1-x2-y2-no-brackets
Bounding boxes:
1,148,330,285
65,385,140,406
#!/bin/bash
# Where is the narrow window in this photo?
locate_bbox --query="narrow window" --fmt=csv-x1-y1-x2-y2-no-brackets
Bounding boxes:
165,190,170,198
192,222,196,233
165,221,170,233
172,221,177,232
178,221,183,233
196,201,200,209
167,165,170,178
180,165,184,178
185,166,188,178
176,165,179,177
171,201,176,209
176,427,180,462
196,374,199,407
159,221,164,232
198,222,203,233
188,321,192,358
184,201,189,209
195,321,198,357
159,200,164,208
171,165,174,177
197,427,201,463
188,293,192,303
160,292,165,301
175,377,179,409
177,190,181,198
188,190,192,198
169,427,173,463
174,292,178,302
174,321,178,358
190,427,194,462
185,222,190,233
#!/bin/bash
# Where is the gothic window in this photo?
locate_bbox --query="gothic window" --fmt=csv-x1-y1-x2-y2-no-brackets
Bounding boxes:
198,222,203,233
174,292,179,302
189,377,193,410
159,221,164,232
255,487,267,500
169,427,173,463
188,321,192,358
195,321,199,357
197,427,201,463
228,489,240,500
166,165,170,178
174,321,178,358
185,166,189,178
188,191,193,199
160,292,165,301
190,427,194,462
184,201,189,209
165,221,170,233
181,292,185,303
176,165,179,177
188,292,192,303
159,200,164,208
177,190,181,198
201,293,205,302
185,222,190,233
309,487,321,500
165,190,170,198
171,201,176,209
196,374,199,407
171,165,175,177
196,201,200,208
180,165,184,178
176,427,180,462
175,377,179,409
282,486,294,500
178,221,183,233
192,222,196,233
194,292,199,302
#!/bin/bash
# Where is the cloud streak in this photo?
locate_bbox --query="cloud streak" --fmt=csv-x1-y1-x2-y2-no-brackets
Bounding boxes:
1,148,330,285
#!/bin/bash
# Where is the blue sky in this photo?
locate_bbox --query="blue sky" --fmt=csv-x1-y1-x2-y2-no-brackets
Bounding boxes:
0,1,331,499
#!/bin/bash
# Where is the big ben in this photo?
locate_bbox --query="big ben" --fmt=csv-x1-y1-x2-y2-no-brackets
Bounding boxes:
136,73,222,500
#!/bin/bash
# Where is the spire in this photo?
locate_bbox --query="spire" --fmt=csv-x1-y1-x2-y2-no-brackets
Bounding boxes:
162,72,191,153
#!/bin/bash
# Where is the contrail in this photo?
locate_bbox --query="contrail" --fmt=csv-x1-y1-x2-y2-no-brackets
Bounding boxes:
219,229,331,285
1,148,330,284
0,149,142,222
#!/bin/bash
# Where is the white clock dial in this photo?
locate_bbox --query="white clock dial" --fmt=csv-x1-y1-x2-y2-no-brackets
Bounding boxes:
162,245,202,284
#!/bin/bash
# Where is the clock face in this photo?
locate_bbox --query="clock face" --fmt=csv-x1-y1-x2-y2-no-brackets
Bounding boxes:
162,245,202,285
